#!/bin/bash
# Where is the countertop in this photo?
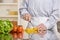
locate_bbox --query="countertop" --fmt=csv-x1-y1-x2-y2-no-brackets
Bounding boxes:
0,33,30,40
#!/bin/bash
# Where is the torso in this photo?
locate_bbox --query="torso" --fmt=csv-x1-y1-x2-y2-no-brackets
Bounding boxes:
27,0,53,17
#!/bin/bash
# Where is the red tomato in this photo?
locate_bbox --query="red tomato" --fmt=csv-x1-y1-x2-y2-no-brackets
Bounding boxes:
12,33,17,38
17,33,23,38
13,25,17,32
17,25,24,33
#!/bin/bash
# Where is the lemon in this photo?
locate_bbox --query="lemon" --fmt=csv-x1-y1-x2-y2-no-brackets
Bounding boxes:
25,28,33,34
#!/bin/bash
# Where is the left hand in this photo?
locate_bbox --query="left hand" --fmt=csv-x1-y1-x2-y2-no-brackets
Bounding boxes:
37,23,47,37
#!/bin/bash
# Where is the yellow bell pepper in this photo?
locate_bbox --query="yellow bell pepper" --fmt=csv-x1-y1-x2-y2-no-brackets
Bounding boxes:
25,27,38,34
33,27,38,34
25,28,33,34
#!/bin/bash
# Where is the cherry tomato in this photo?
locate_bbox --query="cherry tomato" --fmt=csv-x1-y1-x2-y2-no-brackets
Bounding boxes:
17,25,24,33
17,33,23,39
13,25,17,32
12,33,17,38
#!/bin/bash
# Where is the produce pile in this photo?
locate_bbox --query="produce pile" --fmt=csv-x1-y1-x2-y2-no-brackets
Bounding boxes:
0,20,13,34
0,34,12,40
11,33,23,39
12,25,38,34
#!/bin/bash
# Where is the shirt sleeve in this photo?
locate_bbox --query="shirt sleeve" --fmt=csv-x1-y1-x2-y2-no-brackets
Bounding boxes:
44,0,59,29
19,0,29,16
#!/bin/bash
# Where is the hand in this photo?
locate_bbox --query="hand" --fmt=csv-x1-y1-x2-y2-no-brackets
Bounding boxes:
23,13,32,21
37,23,47,37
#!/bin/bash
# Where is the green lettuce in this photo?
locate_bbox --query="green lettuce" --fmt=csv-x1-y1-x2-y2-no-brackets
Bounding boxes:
0,20,13,34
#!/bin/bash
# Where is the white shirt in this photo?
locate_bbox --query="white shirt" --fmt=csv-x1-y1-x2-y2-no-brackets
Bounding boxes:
20,0,59,29
30,30,58,40
19,0,59,40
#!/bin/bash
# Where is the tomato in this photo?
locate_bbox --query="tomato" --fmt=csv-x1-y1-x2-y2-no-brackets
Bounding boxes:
17,33,23,39
12,33,17,38
13,25,17,32
11,21,17,33
17,25,24,33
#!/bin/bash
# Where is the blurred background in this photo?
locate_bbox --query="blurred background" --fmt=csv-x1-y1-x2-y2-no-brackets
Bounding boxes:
0,0,18,21
0,0,60,40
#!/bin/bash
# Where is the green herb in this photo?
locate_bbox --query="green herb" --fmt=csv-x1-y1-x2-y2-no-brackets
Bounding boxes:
0,34,12,40
0,20,13,34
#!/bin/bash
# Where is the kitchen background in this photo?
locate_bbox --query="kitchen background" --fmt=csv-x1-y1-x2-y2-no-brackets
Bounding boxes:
0,0,18,21
0,0,18,34
0,0,60,39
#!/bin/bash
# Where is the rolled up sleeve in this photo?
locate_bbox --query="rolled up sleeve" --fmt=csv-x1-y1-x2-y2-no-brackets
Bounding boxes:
19,0,29,16
44,0,59,29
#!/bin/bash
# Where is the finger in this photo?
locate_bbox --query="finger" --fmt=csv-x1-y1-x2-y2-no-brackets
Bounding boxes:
23,15,26,20
27,16,31,21
39,24,46,29
23,16,26,20
37,25,42,28
25,17,29,21
23,14,29,21
28,17,31,21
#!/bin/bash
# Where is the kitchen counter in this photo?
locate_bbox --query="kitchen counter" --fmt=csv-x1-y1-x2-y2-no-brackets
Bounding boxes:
0,21,30,40
0,22,60,40
0,33,30,40
9,21,60,40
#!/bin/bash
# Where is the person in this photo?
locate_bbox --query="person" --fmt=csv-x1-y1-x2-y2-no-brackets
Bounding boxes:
19,0,59,40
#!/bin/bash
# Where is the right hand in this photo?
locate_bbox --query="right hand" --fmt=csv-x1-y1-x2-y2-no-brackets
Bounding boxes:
37,23,47,37
23,13,32,21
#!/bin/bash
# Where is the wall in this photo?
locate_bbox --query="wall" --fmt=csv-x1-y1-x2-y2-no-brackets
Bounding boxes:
0,5,18,16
